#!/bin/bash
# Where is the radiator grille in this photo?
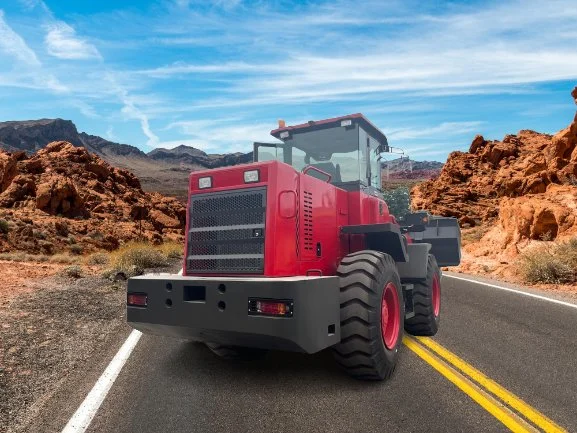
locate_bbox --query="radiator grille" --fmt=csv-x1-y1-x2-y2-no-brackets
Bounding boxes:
187,188,266,274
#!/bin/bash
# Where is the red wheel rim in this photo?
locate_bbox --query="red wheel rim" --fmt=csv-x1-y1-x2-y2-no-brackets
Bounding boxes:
432,274,441,317
381,282,400,350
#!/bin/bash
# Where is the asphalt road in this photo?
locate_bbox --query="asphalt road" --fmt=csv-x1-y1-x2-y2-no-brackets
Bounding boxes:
66,273,577,433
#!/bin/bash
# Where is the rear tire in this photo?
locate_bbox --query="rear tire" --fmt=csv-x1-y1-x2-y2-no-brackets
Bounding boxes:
404,254,441,336
332,250,404,381
205,342,268,361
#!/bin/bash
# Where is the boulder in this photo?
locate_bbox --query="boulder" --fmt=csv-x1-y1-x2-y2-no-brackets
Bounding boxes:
0,152,17,192
412,86,577,234
0,140,185,254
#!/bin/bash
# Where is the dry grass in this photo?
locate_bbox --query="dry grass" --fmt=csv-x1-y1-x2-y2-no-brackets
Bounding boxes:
62,265,83,278
157,241,184,260
0,252,79,264
85,252,110,266
0,241,182,276
518,238,577,284
106,241,182,276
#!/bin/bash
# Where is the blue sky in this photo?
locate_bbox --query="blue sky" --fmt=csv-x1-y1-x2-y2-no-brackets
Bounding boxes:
0,0,576,161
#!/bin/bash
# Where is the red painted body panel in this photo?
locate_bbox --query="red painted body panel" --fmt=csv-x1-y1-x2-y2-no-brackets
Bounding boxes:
183,160,404,277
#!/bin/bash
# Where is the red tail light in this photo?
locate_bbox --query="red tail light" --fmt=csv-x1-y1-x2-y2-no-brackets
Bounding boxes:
127,293,147,307
248,298,293,317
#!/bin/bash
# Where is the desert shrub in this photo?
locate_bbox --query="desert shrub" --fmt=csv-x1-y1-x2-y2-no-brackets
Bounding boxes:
50,254,79,264
0,252,79,264
63,265,83,279
88,230,104,241
519,238,577,284
67,236,77,244
70,244,83,255
0,219,10,234
0,252,27,261
111,242,169,271
34,230,47,240
38,240,55,254
158,241,183,260
86,252,110,266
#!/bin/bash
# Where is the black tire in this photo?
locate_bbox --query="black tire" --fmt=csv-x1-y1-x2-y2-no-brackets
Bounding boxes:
404,254,441,336
205,342,268,361
332,250,404,381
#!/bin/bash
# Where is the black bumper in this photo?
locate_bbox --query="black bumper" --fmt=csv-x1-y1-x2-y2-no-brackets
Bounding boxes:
127,274,340,354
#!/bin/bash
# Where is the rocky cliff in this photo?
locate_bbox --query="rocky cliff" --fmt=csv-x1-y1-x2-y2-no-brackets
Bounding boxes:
412,87,577,238
382,158,443,181
0,119,253,199
411,87,577,279
0,141,185,254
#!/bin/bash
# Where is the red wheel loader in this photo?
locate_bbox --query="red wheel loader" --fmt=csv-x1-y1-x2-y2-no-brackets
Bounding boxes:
127,114,461,380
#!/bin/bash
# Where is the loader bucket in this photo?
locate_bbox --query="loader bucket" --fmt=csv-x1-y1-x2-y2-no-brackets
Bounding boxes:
403,213,461,267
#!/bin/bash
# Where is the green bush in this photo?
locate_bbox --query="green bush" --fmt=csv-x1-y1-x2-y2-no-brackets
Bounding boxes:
0,219,9,234
381,187,411,218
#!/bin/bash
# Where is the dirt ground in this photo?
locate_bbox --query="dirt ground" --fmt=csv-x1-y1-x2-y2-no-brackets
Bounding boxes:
449,234,577,297
0,259,180,433
0,261,66,301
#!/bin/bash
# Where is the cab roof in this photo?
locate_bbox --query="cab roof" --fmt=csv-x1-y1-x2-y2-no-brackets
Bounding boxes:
270,113,388,146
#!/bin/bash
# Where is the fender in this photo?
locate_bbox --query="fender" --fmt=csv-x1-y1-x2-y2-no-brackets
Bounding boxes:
341,223,408,262
396,243,431,280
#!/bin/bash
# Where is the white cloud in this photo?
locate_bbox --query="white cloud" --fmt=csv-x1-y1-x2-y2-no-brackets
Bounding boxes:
72,100,100,118
0,11,67,92
138,0,577,109
158,118,275,153
120,97,159,147
386,122,485,141
0,10,40,66
44,21,101,60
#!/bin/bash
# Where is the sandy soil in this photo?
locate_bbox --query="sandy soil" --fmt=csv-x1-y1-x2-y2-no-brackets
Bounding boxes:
0,260,65,301
449,249,577,296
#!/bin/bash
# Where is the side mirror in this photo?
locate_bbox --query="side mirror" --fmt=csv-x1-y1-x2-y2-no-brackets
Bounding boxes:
377,143,390,154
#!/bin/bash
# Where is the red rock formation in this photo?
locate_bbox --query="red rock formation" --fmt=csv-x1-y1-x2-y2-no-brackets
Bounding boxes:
412,87,577,240
0,141,185,254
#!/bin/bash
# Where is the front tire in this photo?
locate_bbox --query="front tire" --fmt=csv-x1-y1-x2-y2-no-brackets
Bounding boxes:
332,250,404,381
404,254,441,336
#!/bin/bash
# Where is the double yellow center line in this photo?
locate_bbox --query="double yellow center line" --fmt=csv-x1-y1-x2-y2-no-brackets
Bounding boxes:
403,336,567,433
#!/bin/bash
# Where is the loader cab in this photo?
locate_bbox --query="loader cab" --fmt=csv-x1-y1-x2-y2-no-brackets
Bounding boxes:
255,114,389,191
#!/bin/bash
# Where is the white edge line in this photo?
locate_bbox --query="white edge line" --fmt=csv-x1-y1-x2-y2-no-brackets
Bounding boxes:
61,329,143,433
62,268,183,432
444,274,577,310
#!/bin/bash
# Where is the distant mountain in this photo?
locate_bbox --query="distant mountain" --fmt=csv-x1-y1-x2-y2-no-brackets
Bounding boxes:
148,144,252,168
382,157,443,181
0,119,84,153
0,118,146,158
148,144,206,159
0,119,253,199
